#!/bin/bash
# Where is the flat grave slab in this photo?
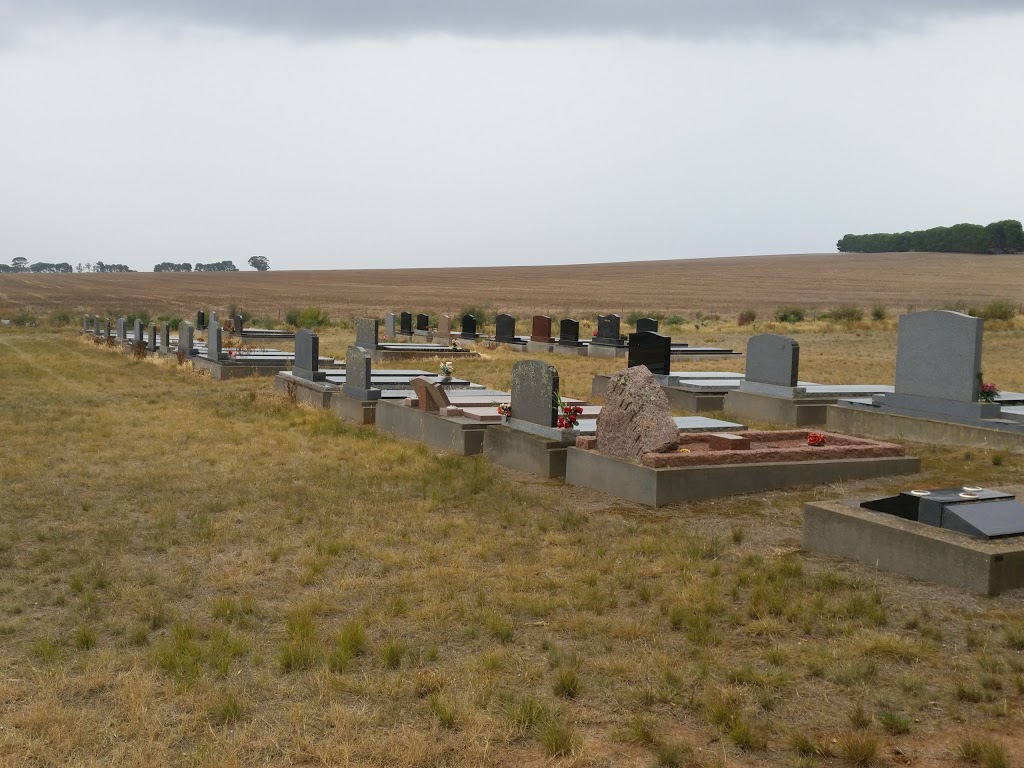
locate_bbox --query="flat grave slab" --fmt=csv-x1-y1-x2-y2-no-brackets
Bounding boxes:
671,345,741,357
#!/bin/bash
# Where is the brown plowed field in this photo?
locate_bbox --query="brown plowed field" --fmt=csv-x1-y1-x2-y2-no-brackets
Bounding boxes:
1,251,1022,318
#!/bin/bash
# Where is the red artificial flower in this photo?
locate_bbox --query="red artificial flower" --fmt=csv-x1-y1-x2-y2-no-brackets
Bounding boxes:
807,432,826,446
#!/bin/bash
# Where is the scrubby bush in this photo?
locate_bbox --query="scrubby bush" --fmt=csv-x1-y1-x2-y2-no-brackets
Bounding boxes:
157,315,183,331
48,311,74,326
737,309,757,326
824,305,865,322
458,306,493,326
285,307,332,328
665,315,684,326
774,306,806,323
9,312,38,326
227,304,253,323
126,310,152,326
626,310,665,324
979,299,1017,321
251,316,278,330
870,304,888,321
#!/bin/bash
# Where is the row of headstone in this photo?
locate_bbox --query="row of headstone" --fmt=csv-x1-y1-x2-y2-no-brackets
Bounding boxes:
383,311,653,346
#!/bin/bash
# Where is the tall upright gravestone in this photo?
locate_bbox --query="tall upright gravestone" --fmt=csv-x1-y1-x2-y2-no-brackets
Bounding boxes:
510,360,558,428
559,318,582,346
205,321,224,362
875,310,999,420
495,314,516,343
355,317,379,350
133,319,144,342
116,317,128,342
627,331,671,376
293,329,326,381
399,312,413,336
530,315,554,343
178,322,195,357
461,314,478,339
343,346,381,401
415,313,430,334
437,315,452,343
196,311,206,331
160,322,171,353
592,314,624,346
146,322,157,352
384,312,396,338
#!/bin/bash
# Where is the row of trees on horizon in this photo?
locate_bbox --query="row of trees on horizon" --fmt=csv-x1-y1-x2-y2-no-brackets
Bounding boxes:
0,256,271,274
837,219,1024,254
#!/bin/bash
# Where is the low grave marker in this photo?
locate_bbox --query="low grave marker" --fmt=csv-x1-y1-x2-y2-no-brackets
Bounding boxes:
342,346,381,402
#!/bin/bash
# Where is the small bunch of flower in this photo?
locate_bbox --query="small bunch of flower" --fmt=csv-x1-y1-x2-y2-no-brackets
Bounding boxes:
439,360,454,377
227,349,238,358
979,382,999,403
807,432,826,447
497,403,512,417
450,339,461,350
557,404,583,429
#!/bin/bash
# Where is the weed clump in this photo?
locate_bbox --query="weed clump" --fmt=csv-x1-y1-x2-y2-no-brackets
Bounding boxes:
285,307,332,328
774,305,806,323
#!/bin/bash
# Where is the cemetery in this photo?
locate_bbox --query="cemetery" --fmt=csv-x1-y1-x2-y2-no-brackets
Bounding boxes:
376,312,480,361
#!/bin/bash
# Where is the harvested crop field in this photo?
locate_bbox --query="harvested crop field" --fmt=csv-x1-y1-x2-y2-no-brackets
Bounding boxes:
2,251,1023,320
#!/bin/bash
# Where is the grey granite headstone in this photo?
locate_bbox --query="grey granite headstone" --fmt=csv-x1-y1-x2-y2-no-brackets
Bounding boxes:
210,310,218,325
511,359,558,428
205,321,223,362
495,314,516,342
343,346,381,401
355,317,379,349
160,323,170,352
461,314,478,338
178,322,195,356
400,312,412,335
146,322,157,352
559,318,582,346
293,329,326,381
385,312,396,338
437,314,451,342
82,315,90,331
102,319,111,339
894,310,983,401
116,317,127,342
636,317,659,333
133,319,144,342
745,334,799,387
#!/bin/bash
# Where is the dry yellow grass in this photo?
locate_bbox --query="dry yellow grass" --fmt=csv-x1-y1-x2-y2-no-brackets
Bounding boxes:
2,251,1023,319
1,326,1024,766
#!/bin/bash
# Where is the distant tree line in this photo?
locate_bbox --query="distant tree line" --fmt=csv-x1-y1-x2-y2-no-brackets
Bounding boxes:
0,258,131,273
154,262,193,272
837,220,1024,254
194,261,238,272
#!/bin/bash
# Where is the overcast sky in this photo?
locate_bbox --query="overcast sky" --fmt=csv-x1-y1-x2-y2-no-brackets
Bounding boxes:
1,2,1022,271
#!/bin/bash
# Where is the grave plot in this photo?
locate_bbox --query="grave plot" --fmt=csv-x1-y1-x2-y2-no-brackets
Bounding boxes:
725,334,893,426
566,365,919,507
480,313,529,349
228,312,296,340
276,332,489,424
366,316,479,361
829,310,1024,450
804,487,1024,595
629,317,740,359
484,360,743,479
188,321,331,380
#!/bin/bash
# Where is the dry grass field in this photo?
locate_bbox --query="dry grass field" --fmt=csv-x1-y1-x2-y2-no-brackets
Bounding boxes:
1,251,1023,320
2,310,1024,766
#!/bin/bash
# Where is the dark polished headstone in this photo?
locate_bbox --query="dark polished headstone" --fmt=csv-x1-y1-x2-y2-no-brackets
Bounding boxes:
530,315,554,343
400,312,413,335
495,314,516,342
461,314,478,339
592,314,624,346
558,318,583,346
511,359,558,427
355,317,379,350
160,323,170,352
416,313,430,332
343,346,381,401
133,319,144,342
196,311,206,331
627,331,671,376
293,329,327,381
233,313,244,334
636,317,659,333
146,322,157,352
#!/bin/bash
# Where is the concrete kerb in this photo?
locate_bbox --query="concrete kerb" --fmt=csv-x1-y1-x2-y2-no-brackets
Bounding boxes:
374,399,491,455
802,498,1024,595
565,448,921,507
483,424,572,478
274,372,340,410
191,356,290,381
725,389,832,426
827,404,1024,453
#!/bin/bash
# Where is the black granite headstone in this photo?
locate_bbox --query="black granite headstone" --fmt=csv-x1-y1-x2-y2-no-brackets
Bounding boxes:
461,314,478,339
400,312,413,335
416,313,430,332
196,311,206,331
558,318,581,346
636,317,659,333
627,331,671,376
592,314,623,346
495,314,516,342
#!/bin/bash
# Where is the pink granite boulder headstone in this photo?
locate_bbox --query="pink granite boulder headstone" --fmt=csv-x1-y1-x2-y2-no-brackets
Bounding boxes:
597,365,679,461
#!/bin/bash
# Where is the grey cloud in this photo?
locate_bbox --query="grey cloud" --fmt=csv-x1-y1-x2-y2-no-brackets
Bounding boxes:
2,0,1023,40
